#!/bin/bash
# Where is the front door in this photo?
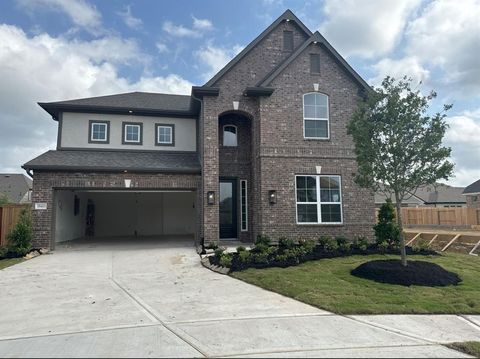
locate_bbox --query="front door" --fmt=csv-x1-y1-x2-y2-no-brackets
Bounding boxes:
219,179,237,239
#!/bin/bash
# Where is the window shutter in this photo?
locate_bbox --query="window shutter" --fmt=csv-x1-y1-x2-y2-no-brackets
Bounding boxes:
310,54,320,73
283,31,293,51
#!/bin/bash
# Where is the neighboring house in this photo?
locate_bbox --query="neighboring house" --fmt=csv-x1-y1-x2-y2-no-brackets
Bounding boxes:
463,179,480,209
23,10,375,250
375,183,467,208
0,174,32,204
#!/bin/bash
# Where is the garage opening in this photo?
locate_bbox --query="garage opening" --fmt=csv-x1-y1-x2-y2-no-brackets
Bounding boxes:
53,190,196,244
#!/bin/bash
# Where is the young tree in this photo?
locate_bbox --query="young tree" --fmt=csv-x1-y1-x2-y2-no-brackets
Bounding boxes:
347,76,454,266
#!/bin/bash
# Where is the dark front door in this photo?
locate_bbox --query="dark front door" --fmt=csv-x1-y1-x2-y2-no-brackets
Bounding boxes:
219,179,237,239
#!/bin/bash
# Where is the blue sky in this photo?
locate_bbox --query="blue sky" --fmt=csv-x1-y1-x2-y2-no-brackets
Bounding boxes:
0,0,479,186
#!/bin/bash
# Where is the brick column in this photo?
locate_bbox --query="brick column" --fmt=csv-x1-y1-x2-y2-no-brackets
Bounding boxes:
31,172,54,249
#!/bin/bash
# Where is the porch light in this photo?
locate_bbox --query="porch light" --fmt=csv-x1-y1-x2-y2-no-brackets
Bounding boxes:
207,191,215,205
268,190,277,204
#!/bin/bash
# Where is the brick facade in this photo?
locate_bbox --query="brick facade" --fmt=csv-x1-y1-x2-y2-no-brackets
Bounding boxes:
466,195,480,209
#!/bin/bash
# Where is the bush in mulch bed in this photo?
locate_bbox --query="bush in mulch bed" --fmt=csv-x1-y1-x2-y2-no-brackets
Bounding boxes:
207,235,438,273
351,259,462,287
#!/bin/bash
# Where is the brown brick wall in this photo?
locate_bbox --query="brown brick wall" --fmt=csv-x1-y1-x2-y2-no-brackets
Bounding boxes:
32,171,201,249
467,195,480,209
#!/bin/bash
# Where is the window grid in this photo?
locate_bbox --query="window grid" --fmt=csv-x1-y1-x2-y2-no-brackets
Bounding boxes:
240,180,248,231
157,126,172,144
303,93,329,139
124,124,140,142
295,175,342,224
91,123,107,141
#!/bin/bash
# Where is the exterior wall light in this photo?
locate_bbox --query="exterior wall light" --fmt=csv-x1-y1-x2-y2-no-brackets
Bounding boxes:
268,190,277,204
207,191,215,205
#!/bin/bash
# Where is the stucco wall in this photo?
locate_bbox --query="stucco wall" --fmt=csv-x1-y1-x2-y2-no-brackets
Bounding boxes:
60,112,197,151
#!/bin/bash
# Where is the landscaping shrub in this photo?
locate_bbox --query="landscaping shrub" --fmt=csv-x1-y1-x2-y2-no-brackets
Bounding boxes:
374,199,400,246
318,235,338,252
219,253,233,268
413,238,430,253
378,241,389,254
353,236,369,252
298,239,316,254
0,246,7,259
238,250,251,264
6,209,32,257
336,236,351,252
236,246,247,253
255,234,271,246
214,247,225,259
278,237,296,251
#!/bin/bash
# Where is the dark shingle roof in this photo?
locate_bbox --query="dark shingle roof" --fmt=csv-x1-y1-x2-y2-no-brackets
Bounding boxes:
23,150,200,174
463,179,480,195
0,174,32,203
38,92,197,119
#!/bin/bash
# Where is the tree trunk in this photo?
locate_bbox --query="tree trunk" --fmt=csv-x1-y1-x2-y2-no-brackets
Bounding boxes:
395,194,407,267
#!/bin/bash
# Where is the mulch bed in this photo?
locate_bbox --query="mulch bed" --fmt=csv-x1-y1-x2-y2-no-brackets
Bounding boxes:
351,259,462,287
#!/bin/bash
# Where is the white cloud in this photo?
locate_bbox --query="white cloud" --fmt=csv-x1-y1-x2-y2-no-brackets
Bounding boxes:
195,44,244,81
17,0,102,34
320,0,422,58
117,5,142,30
0,24,193,173
156,42,169,54
369,56,430,87
192,16,213,31
162,21,200,38
405,0,480,92
444,112,480,186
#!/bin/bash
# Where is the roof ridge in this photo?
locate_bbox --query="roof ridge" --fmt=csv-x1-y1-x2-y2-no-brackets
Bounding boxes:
204,9,312,87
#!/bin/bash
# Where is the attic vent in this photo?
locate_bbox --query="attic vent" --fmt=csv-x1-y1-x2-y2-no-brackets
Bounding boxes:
283,31,293,52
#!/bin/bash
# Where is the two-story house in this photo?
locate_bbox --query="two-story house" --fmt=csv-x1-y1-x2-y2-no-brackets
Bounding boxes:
23,10,375,250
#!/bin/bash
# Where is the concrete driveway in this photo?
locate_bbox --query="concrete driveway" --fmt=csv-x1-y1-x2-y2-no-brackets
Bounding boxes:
0,237,477,358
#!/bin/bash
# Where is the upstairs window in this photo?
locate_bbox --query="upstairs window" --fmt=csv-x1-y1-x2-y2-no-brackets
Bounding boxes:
283,30,293,52
303,93,329,139
156,124,174,146
89,121,109,143
122,122,142,145
223,125,237,146
310,53,320,73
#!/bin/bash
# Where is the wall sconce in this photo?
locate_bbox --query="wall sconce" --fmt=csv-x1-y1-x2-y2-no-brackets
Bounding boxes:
207,191,215,205
268,190,277,204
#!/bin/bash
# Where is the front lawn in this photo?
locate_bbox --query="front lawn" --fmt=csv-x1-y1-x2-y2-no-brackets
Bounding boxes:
232,252,480,314
447,342,480,358
0,258,24,270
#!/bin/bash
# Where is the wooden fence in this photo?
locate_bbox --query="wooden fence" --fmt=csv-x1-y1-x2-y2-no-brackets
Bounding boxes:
376,207,480,229
0,204,31,246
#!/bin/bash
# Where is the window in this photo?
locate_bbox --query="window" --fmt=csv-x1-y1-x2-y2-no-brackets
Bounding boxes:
223,125,237,146
283,30,293,51
240,180,248,231
89,121,109,143
296,175,342,224
122,122,142,145
303,93,329,139
155,124,175,146
310,53,320,73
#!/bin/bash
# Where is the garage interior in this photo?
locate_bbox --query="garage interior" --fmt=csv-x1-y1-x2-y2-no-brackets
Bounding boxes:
54,190,196,244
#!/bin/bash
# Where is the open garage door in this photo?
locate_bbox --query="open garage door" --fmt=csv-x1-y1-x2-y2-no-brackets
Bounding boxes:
53,190,196,243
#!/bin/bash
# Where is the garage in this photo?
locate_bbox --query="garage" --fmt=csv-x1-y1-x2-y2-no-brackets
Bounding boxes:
53,189,196,244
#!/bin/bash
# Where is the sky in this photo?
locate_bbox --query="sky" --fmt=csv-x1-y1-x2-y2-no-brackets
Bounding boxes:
0,0,479,187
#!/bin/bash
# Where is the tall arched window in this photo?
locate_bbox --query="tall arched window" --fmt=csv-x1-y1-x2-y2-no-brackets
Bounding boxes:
223,125,237,146
303,93,329,139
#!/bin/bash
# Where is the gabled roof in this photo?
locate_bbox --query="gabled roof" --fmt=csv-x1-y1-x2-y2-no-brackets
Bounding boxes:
0,174,32,203
376,183,467,205
39,92,198,120
463,179,480,195
204,9,312,87
257,31,371,91
23,150,200,174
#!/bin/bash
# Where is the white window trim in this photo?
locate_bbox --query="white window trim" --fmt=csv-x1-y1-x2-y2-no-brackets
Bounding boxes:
157,125,173,144
90,122,108,142
295,174,343,225
240,180,248,232
124,124,141,143
303,93,330,140
223,124,238,147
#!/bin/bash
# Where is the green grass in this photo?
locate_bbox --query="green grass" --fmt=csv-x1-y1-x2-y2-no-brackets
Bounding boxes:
447,342,480,358
231,252,480,314
0,258,24,270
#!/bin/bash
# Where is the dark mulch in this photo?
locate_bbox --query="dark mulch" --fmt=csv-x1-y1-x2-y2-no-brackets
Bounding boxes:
351,259,462,287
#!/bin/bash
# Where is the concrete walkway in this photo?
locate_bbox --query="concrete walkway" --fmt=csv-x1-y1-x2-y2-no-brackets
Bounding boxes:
0,237,478,358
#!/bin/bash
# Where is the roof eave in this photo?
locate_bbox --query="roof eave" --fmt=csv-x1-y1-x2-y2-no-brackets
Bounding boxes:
191,86,220,98
243,87,275,97
22,164,201,174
